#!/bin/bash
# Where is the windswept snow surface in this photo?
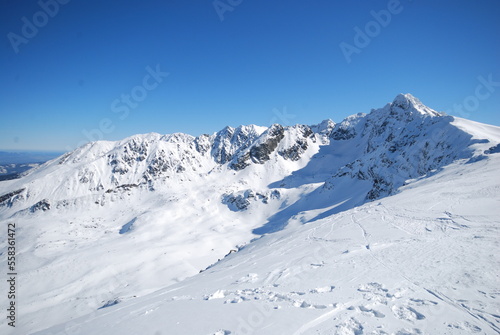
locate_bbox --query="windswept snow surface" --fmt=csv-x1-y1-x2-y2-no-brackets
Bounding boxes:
38,152,500,335
0,94,499,334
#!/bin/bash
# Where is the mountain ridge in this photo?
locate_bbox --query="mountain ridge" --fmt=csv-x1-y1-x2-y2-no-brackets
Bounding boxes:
0,93,499,334
1,93,494,213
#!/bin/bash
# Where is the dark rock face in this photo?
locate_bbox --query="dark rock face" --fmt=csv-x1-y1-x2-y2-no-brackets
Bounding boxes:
31,199,50,212
222,193,251,211
485,143,500,154
250,125,285,164
230,125,285,170
269,189,281,200
212,126,235,164
279,138,308,161
106,184,139,193
330,115,363,141
229,153,251,171
279,126,314,161
222,189,281,211
108,157,129,175
211,126,260,165
331,127,356,141
0,188,25,207
194,134,211,155
108,139,149,175
146,150,169,179
123,140,148,163
366,176,392,201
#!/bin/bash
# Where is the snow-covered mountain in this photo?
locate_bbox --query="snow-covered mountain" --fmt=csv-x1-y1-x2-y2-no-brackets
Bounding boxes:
0,94,499,334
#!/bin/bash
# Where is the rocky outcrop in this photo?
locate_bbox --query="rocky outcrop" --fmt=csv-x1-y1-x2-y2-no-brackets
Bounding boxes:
222,189,281,211
230,125,285,170
0,188,25,207
278,125,314,161
30,199,50,212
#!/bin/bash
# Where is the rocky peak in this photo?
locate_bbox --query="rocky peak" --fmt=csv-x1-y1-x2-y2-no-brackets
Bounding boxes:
211,125,265,164
310,119,335,143
330,113,365,140
390,93,442,117
229,124,286,170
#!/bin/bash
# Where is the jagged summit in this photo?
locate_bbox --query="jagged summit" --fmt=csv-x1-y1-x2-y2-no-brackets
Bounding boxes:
390,93,442,117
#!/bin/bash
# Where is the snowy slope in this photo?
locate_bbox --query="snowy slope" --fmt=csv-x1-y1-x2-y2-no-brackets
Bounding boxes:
0,94,499,334
38,149,500,335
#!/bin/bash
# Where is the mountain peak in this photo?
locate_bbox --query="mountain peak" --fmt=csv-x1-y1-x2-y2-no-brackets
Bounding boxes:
392,93,419,106
390,93,442,117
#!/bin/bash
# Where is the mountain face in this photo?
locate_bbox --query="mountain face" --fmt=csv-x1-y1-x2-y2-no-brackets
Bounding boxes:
0,94,499,334
0,94,488,213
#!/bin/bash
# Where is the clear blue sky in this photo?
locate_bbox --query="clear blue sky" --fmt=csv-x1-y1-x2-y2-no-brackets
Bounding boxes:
1,0,499,151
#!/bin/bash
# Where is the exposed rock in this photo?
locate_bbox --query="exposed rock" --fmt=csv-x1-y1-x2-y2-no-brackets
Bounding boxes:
222,193,251,211
230,125,285,170
250,125,285,163
485,143,500,154
330,114,363,140
194,134,211,155
0,188,25,207
222,189,281,211
31,199,51,212
279,125,314,161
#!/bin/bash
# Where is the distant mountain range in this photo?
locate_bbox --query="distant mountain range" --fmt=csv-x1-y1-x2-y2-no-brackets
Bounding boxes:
0,150,64,165
0,150,64,180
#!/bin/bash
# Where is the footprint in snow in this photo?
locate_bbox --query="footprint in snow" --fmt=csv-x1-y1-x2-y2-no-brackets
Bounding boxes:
358,305,386,318
357,282,394,304
335,317,364,335
310,285,335,293
391,305,425,321
358,282,388,293
448,321,481,333
292,300,329,309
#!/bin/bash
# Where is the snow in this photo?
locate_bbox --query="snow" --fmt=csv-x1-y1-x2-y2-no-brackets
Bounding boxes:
0,94,499,334
391,93,442,117
452,117,500,143
35,153,500,335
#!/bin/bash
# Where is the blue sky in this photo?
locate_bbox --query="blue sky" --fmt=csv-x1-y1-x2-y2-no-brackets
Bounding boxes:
0,0,499,151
